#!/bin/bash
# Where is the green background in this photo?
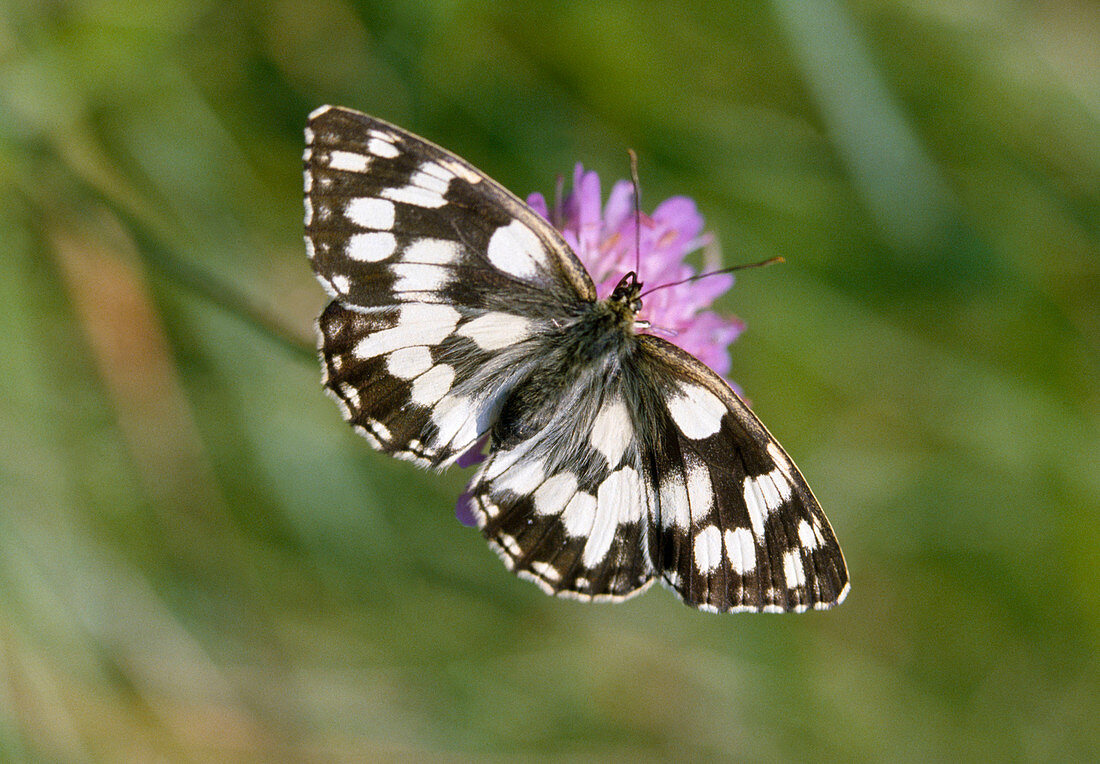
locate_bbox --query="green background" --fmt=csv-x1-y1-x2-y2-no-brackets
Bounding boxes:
2,0,1097,760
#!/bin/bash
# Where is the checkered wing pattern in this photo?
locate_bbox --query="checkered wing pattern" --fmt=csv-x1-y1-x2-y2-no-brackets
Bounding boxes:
306,106,594,467
305,106,848,612
638,336,849,612
464,332,848,612
467,351,656,603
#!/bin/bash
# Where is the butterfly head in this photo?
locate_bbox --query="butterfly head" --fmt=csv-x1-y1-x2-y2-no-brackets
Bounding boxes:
608,271,644,315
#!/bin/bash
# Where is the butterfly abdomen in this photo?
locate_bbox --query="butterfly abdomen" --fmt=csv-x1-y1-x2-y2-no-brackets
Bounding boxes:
490,304,636,445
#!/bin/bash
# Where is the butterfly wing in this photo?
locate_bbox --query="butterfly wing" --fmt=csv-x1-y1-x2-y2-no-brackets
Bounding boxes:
305,106,848,613
465,330,848,613
305,106,597,467
466,357,657,603
637,334,849,612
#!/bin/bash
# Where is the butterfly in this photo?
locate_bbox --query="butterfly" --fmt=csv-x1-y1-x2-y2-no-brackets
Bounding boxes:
303,105,849,613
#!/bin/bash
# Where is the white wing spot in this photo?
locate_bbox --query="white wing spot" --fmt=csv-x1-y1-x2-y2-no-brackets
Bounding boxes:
436,158,482,184
495,457,546,497
409,168,451,196
347,232,397,262
497,534,522,558
693,525,723,573
725,528,757,574
533,472,578,516
338,383,361,409
391,262,450,293
759,468,792,509
667,382,727,440
345,198,396,230
330,274,350,295
813,523,826,546
529,561,561,583
762,470,789,510
584,466,642,567
483,441,534,480
430,394,480,452
685,458,714,524
367,136,400,158
487,219,547,279
590,396,632,466
381,184,447,209
368,128,397,141
410,363,454,406
658,470,690,529
561,492,597,538
783,549,806,589
327,150,371,173
402,238,461,265
457,312,535,351
743,477,767,538
353,304,460,359
418,161,456,184
797,519,819,550
742,467,793,539
366,419,392,442
386,346,433,380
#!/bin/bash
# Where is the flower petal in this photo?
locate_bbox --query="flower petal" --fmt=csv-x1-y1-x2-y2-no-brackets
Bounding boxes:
533,165,743,384
527,192,550,220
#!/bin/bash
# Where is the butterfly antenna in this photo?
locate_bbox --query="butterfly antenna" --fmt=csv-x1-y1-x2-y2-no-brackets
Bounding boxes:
629,149,642,279
638,256,785,298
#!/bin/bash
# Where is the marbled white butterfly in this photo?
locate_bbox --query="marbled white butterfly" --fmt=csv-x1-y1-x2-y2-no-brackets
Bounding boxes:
304,106,849,613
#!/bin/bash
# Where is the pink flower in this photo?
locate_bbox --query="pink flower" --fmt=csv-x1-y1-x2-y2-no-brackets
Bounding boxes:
528,164,744,377
455,165,743,527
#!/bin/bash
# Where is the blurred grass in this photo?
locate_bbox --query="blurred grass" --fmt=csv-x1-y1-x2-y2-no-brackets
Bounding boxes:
1,0,1098,759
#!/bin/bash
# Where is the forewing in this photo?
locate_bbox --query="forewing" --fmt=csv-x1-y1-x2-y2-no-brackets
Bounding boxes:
305,105,596,308
638,335,849,613
305,106,596,467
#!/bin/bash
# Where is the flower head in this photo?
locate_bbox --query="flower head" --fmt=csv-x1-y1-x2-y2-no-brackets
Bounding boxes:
455,164,744,527
527,164,744,376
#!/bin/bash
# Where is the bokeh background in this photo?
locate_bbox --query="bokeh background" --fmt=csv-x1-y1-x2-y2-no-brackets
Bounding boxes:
2,0,1098,760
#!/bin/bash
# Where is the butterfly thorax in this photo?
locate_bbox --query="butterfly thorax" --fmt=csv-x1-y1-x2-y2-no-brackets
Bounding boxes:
564,272,644,365
490,275,645,450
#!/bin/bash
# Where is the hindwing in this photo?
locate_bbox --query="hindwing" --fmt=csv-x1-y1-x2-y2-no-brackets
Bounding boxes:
638,335,849,612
